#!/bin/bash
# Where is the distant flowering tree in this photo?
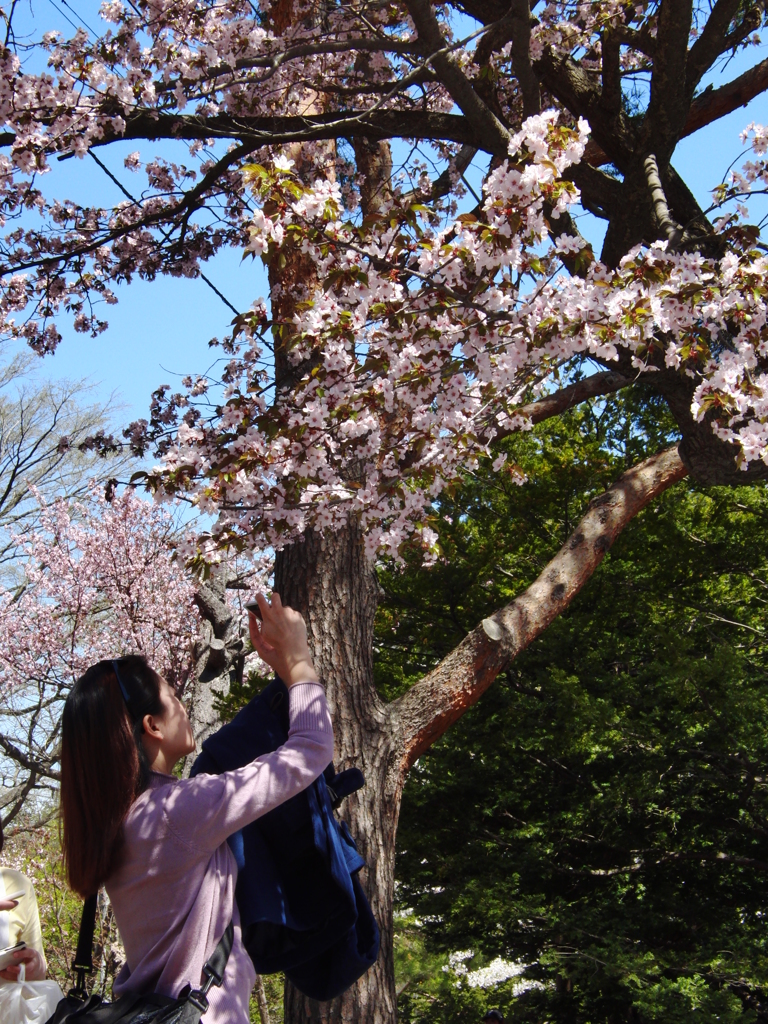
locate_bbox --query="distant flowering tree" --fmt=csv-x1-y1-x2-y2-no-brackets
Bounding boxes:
0,489,201,827
0,353,134,580
2,0,768,1019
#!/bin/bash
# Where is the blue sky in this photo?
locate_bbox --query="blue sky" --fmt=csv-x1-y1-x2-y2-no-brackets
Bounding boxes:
6,0,768,430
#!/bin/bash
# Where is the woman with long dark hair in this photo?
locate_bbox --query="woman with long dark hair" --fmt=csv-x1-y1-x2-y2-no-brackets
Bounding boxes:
60,594,333,1024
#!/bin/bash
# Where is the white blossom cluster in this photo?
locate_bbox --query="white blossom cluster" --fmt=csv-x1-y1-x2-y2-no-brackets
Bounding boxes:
443,949,546,994
148,114,768,563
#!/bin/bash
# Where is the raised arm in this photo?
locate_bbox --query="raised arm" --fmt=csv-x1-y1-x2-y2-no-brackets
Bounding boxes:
164,594,333,853
167,680,334,853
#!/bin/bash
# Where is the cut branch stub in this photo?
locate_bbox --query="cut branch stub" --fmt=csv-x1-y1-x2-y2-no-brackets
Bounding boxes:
481,617,504,641
185,568,245,767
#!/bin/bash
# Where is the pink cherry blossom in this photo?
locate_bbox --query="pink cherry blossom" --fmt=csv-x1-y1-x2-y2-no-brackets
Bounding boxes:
0,488,201,697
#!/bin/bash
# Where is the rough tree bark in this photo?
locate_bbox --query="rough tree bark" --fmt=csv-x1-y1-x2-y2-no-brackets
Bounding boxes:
183,567,244,769
276,525,399,1024
258,23,699,1013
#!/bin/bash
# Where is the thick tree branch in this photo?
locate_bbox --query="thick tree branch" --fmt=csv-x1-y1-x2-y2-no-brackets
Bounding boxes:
354,137,394,216
685,56,768,135
614,24,657,57
401,372,632,472
600,31,622,116
0,733,60,781
505,371,633,430
564,161,624,219
169,35,428,93
404,0,512,153
542,206,593,276
3,54,764,179
507,0,541,118
584,56,768,167
686,0,749,94
664,162,721,249
642,0,695,159
0,110,490,158
470,371,633,451
535,51,635,168
457,0,512,22
0,774,40,829
644,153,683,245
0,782,36,815
426,143,478,201
231,35,424,70
474,11,515,67
315,73,438,98
2,118,478,276
404,372,633,472
392,445,687,769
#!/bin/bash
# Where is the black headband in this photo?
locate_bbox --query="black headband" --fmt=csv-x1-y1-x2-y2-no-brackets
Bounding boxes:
111,659,132,704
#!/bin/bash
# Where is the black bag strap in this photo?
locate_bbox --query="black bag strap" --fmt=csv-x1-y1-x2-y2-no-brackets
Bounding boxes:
199,921,234,991
70,893,98,998
70,892,234,1005
177,920,235,1018
73,893,98,972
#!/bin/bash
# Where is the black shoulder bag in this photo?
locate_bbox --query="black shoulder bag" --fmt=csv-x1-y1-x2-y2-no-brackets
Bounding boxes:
46,894,234,1024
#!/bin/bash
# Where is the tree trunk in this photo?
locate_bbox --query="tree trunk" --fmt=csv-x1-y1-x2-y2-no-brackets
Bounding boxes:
275,524,403,1024
283,741,402,1024
254,975,271,1024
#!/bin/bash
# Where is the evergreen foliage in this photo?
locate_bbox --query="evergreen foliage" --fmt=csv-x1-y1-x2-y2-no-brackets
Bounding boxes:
382,389,768,1024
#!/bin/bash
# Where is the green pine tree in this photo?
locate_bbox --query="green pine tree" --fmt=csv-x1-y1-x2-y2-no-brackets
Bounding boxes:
380,388,768,1024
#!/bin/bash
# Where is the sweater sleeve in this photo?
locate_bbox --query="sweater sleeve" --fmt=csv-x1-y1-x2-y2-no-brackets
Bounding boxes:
18,875,45,967
3,871,46,966
163,681,334,854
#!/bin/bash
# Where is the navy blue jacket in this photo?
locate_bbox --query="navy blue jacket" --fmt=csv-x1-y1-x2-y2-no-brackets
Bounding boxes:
190,679,379,1001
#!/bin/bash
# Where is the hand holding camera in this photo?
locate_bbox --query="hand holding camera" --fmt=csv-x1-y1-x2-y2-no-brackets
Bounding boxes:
247,594,319,688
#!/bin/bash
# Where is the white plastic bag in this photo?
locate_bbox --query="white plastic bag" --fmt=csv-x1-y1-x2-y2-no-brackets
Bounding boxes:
0,978,64,1023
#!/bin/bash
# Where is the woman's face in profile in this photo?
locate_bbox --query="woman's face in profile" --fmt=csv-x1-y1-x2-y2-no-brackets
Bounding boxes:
155,679,196,762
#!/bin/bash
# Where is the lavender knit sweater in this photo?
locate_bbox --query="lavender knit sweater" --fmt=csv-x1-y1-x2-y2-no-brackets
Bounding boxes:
105,681,333,1024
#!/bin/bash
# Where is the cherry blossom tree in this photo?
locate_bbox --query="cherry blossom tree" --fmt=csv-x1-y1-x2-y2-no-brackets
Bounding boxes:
0,489,201,827
2,0,768,1020
0,351,135,579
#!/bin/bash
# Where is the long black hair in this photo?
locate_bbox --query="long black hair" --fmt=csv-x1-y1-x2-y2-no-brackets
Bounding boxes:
60,655,164,896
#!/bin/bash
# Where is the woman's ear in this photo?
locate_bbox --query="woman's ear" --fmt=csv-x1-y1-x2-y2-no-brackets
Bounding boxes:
142,712,164,739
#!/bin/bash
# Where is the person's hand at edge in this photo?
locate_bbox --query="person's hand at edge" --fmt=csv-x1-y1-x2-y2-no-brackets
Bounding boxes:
249,593,319,688
0,946,45,982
